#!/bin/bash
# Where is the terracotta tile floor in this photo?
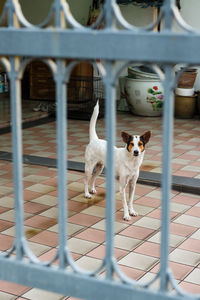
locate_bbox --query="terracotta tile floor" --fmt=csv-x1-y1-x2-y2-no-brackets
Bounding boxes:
0,160,199,299
0,103,200,178
0,98,49,128
0,102,199,298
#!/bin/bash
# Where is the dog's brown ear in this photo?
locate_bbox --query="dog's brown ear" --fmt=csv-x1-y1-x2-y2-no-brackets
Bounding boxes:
141,131,151,144
121,131,131,144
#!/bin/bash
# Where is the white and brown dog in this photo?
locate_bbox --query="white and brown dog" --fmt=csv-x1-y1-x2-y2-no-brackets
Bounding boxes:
84,101,151,221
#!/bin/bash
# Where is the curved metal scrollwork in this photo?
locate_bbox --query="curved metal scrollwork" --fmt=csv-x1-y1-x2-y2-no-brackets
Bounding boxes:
0,0,198,32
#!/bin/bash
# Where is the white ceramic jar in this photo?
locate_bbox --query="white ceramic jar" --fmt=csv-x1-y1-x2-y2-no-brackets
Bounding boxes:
125,77,164,117
175,87,194,96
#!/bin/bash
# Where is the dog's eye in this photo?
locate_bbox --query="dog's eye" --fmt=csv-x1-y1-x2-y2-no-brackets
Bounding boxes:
138,142,143,146
127,142,134,152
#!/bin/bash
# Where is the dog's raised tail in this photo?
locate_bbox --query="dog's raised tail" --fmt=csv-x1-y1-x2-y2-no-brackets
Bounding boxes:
89,101,99,141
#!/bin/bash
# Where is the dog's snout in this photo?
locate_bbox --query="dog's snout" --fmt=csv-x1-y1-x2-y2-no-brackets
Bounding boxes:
134,150,139,156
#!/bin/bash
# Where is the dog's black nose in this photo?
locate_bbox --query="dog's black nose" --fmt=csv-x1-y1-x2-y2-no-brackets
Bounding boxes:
134,150,139,156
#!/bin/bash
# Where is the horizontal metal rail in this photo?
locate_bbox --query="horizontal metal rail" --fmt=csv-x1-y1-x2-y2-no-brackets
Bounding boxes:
0,258,186,300
0,29,200,63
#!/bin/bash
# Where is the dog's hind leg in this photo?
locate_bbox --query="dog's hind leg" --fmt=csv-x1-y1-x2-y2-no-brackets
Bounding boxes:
90,162,104,194
85,161,94,199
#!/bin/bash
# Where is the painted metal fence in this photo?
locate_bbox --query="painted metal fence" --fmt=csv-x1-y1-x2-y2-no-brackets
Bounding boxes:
0,0,199,299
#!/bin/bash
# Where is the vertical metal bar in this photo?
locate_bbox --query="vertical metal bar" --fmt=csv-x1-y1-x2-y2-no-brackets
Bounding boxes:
55,59,67,269
7,0,20,28
105,0,115,28
105,61,116,279
160,0,174,291
54,0,60,27
104,0,116,280
54,0,65,28
10,57,24,260
7,0,14,27
160,65,174,291
163,0,173,30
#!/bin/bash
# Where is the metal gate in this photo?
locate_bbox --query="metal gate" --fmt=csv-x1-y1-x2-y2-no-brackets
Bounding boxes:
0,0,199,299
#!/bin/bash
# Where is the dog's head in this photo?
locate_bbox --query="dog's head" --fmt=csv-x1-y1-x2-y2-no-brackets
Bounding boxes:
121,131,151,157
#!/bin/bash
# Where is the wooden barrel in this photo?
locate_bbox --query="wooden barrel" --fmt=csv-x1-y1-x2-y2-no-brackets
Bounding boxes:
175,94,197,118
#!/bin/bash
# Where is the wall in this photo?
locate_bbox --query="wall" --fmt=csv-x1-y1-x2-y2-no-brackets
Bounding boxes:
68,0,93,25
179,0,200,31
18,0,92,26
119,5,155,28
173,0,200,90
19,0,53,25
0,0,5,16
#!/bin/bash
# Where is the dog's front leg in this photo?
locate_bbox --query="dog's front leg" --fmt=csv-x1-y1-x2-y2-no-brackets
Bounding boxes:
120,179,130,221
129,175,139,216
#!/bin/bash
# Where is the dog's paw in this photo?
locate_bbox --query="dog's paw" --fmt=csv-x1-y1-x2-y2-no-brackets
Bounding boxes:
85,193,92,199
130,209,138,217
90,188,97,194
123,214,131,221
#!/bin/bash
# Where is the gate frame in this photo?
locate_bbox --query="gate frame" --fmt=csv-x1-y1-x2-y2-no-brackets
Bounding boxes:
0,1,199,299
